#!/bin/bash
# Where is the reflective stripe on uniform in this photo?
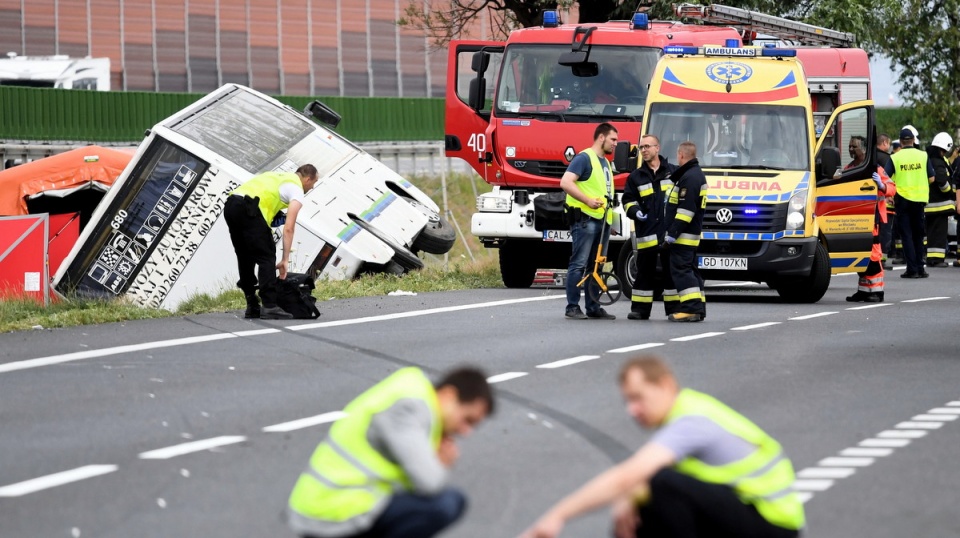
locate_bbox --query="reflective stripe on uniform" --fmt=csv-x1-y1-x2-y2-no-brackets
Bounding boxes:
676,233,700,247
638,183,654,197
675,208,695,223
924,200,956,212
631,290,654,303
678,287,702,302
636,234,658,249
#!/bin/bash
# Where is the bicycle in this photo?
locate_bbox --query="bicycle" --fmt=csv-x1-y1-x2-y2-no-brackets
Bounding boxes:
576,196,623,305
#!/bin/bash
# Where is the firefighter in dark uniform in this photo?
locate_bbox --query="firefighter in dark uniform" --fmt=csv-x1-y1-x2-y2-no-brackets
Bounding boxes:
622,134,678,320
923,132,956,267
662,141,707,322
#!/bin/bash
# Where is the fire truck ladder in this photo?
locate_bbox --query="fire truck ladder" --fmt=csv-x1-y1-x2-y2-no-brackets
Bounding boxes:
673,3,855,47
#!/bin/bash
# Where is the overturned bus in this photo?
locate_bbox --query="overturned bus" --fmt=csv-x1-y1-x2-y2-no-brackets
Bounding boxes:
53,84,454,310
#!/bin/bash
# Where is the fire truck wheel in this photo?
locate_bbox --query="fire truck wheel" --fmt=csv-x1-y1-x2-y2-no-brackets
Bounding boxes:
352,216,424,271
773,241,830,303
407,200,456,254
499,243,537,288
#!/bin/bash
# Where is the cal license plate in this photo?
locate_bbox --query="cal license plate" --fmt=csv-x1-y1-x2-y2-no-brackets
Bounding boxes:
698,256,747,270
543,229,572,242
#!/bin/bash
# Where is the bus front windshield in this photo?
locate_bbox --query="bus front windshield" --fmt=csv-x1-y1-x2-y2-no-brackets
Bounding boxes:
494,45,660,121
644,103,810,170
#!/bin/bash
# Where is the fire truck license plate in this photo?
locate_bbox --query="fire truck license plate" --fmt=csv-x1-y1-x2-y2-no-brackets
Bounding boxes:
543,230,572,242
698,257,747,270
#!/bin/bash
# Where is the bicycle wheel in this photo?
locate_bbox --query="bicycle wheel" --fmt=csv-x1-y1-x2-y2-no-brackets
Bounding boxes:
587,272,623,305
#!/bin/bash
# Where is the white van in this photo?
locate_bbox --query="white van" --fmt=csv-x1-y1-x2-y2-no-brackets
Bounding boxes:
53,84,454,309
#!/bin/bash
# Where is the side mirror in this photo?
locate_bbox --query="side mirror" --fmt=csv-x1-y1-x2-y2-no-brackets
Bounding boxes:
558,51,588,66
571,62,599,77
468,77,486,111
303,100,342,128
816,146,842,182
613,141,636,172
472,51,490,74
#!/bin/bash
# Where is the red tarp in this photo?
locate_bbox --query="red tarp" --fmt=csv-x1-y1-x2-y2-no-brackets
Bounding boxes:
0,145,133,216
0,214,49,304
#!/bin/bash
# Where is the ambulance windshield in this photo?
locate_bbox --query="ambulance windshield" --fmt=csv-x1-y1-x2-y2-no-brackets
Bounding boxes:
494,45,659,120
645,103,809,170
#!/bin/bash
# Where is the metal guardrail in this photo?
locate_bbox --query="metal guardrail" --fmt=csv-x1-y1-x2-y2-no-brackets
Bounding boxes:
1,140,474,177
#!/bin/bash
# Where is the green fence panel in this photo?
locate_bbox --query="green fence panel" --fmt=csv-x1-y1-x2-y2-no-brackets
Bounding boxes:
0,86,445,143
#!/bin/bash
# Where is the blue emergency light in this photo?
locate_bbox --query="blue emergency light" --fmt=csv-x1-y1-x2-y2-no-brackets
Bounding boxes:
663,45,700,56
743,207,760,215
543,10,559,28
631,12,649,30
725,39,739,47
761,48,797,57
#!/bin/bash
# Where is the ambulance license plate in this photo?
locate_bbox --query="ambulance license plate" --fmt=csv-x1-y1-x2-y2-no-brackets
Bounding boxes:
698,256,747,270
543,230,572,242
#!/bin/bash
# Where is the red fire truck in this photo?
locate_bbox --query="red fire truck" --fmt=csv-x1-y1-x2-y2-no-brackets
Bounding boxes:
445,4,871,295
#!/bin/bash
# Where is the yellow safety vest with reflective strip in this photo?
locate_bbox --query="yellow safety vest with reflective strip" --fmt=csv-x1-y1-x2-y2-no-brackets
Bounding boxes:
665,389,805,531
890,148,929,203
287,368,442,534
232,171,303,225
565,148,614,223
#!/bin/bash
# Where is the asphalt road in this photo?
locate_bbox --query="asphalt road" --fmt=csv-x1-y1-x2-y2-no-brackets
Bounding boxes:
1,266,959,538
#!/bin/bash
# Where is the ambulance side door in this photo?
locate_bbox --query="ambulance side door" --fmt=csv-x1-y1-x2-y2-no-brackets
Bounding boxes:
813,101,877,274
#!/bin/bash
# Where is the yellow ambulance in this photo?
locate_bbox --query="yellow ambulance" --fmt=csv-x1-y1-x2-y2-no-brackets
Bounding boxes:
640,42,878,302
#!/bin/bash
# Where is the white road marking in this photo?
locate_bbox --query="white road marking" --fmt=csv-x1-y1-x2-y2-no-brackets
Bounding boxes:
670,332,725,342
263,411,347,433
537,355,600,369
0,333,237,374
840,447,894,457
860,438,911,448
486,372,528,384
289,295,565,330
788,312,838,320
0,465,118,497
878,430,927,439
911,414,957,421
138,436,246,460
895,421,943,430
792,479,834,491
846,303,891,310
818,457,874,467
607,343,664,354
797,467,856,479
232,329,281,337
947,401,960,407
900,296,951,303
730,322,781,331
927,407,960,415
795,492,814,503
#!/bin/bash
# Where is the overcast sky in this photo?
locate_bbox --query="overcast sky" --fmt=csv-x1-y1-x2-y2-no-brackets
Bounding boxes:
871,55,905,108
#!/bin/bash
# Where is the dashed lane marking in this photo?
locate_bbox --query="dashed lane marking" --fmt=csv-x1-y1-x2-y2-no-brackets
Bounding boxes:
486,372,528,384
845,303,891,310
138,436,246,460
797,468,856,479
537,356,601,369
792,479,834,491
730,322,781,331
840,448,893,457
895,421,943,430
263,411,347,433
928,407,960,415
670,332,725,342
0,465,118,497
818,457,875,467
788,312,838,320
608,343,665,354
860,438,910,448
901,297,951,303
877,430,927,438
912,414,957,421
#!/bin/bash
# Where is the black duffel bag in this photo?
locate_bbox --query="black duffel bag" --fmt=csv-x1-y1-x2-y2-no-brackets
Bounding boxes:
275,272,321,319
533,191,570,231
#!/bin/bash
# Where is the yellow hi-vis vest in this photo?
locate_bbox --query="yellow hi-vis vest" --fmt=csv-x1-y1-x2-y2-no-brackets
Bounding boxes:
665,389,805,531
565,148,614,223
231,171,303,225
287,368,442,536
890,148,929,203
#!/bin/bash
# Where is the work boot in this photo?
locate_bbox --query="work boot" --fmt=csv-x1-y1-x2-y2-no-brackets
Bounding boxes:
244,293,261,319
565,306,588,320
846,291,869,302
586,308,616,320
668,312,703,322
627,311,650,321
260,305,293,320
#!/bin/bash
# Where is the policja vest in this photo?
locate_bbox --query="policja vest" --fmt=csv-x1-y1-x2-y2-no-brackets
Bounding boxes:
287,367,442,536
565,148,614,224
889,148,929,203
663,389,805,531
232,171,304,225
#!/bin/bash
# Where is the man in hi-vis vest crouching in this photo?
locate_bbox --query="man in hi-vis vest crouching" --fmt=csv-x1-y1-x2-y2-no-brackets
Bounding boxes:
286,366,494,538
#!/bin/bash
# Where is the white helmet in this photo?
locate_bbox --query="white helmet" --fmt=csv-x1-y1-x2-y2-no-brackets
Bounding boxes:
931,132,954,152
902,124,920,144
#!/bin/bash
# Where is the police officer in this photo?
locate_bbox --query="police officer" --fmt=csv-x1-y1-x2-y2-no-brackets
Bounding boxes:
923,132,956,267
286,366,494,538
885,128,935,278
561,123,618,320
662,141,707,322
519,355,804,538
224,164,318,319
622,135,678,320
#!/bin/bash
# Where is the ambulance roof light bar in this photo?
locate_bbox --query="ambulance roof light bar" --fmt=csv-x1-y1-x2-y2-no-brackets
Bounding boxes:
663,44,797,58
673,3,856,47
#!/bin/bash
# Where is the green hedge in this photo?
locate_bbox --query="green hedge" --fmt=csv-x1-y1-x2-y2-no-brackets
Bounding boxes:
0,86,445,143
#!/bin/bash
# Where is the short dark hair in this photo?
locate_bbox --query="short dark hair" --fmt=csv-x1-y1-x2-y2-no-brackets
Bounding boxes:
594,123,617,141
849,135,867,149
296,164,318,180
436,367,495,414
878,133,890,146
